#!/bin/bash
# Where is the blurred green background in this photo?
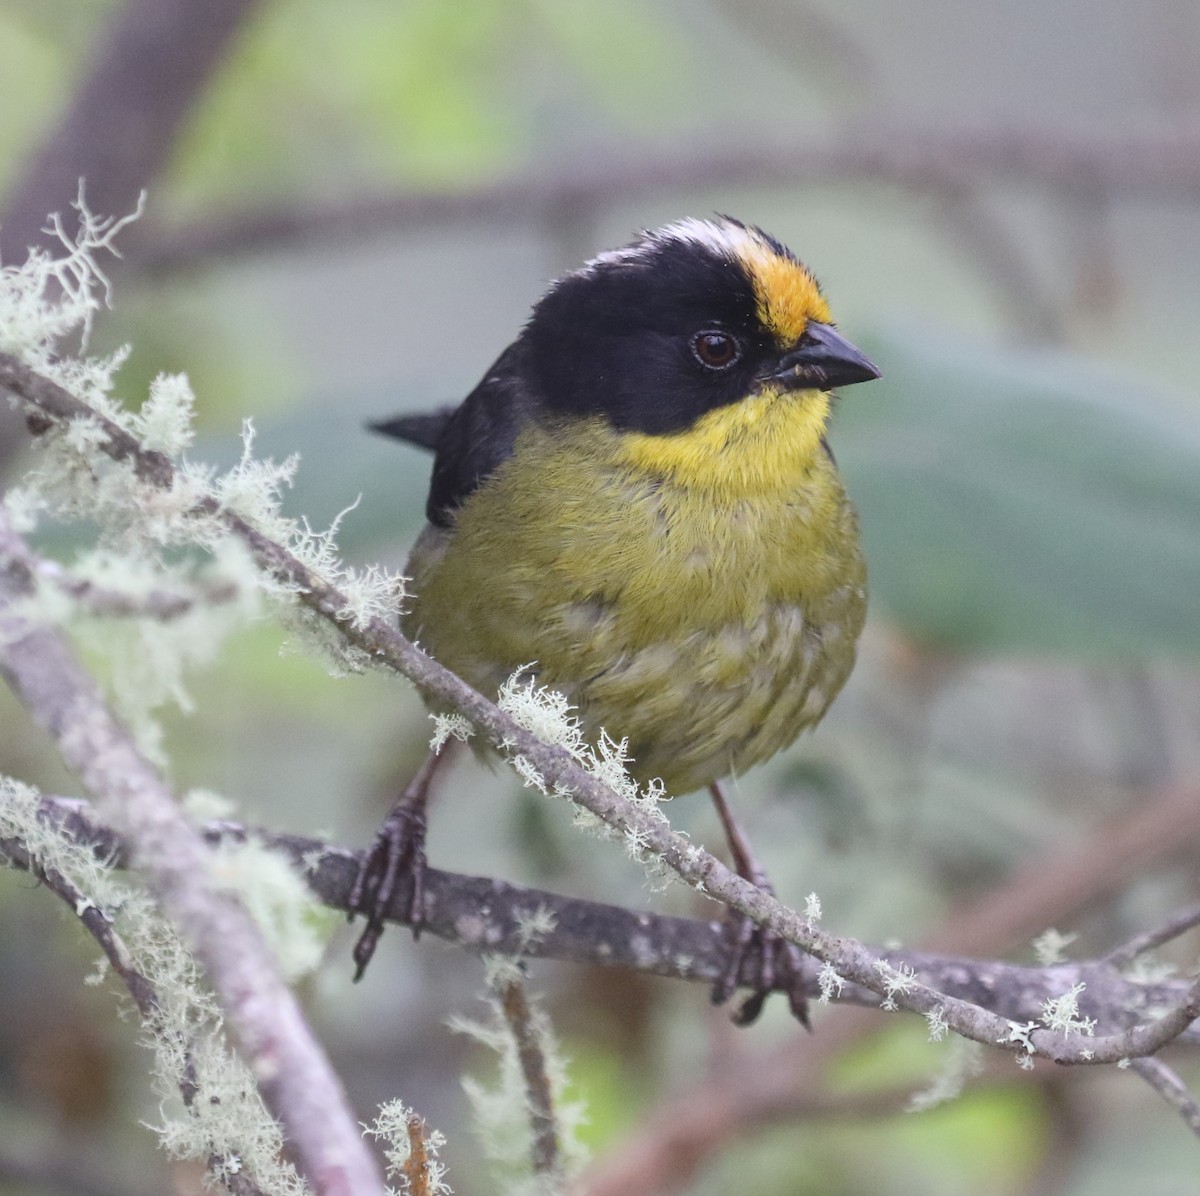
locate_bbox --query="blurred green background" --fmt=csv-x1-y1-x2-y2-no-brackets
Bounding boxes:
2,2,1200,1194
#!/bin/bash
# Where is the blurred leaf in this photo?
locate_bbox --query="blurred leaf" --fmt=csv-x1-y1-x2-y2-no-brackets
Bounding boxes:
170,0,689,203
838,327,1200,660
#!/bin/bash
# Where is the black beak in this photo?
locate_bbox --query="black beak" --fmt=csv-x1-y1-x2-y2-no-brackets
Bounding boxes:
770,322,881,391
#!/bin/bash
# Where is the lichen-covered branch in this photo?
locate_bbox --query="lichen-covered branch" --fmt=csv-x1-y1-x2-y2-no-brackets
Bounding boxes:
16,843,269,1196
12,795,1200,1052
5,350,1199,1073
495,972,562,1182
0,511,384,1196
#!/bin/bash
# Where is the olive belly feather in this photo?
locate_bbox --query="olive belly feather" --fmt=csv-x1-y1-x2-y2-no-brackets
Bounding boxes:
400,442,865,795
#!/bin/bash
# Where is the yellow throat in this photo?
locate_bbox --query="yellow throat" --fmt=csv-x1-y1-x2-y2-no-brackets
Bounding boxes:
614,385,832,499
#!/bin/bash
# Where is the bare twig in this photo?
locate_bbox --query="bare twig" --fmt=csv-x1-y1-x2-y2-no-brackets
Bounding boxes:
929,784,1200,959
0,0,265,264
398,1111,436,1196
1130,1057,1200,1139
926,181,1065,342
1104,903,1200,970
0,510,384,1196
128,127,1200,272
496,972,561,1182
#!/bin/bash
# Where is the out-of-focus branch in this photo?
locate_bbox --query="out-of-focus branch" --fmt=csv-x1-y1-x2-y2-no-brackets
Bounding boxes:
929,182,1065,342
123,124,1200,346
32,557,239,621
930,783,1200,958
129,128,1200,276
496,973,562,1183
0,0,265,264
0,512,384,1196
1130,1057,1200,1140
0,0,265,476
1105,903,1200,970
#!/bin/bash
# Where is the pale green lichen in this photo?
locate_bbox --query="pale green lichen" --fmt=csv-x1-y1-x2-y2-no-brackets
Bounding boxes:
0,777,309,1195
449,960,588,1196
907,1038,984,1112
1040,982,1096,1038
362,1099,452,1196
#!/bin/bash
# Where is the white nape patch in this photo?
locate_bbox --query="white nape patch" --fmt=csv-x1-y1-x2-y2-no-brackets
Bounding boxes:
579,216,762,276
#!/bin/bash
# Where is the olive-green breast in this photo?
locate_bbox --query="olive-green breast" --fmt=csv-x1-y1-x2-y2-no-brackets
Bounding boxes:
403,415,866,795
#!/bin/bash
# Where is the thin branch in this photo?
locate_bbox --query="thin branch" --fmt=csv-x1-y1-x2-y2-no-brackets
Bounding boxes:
33,557,239,620
128,128,1200,274
1104,903,1200,970
1129,1057,1200,1140
6,354,1200,1073
925,181,1065,343
0,511,384,1196
930,783,1200,959
495,973,561,1182
0,0,265,264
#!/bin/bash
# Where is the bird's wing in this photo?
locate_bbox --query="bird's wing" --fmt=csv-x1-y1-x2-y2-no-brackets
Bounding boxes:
372,340,537,528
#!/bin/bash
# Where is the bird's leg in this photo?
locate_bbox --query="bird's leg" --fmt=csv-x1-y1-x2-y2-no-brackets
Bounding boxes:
708,780,810,1027
348,745,452,980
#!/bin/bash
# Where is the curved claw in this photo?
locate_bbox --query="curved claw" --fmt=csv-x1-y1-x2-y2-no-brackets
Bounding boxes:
348,804,429,980
711,913,811,1028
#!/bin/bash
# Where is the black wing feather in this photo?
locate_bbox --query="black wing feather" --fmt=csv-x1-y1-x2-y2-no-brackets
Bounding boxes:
372,340,537,528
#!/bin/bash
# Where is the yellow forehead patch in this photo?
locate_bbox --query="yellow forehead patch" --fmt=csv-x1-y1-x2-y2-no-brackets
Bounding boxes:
736,237,830,345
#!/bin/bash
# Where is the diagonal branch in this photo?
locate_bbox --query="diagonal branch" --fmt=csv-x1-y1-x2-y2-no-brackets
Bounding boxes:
0,509,384,1196
16,843,268,1196
1104,903,1200,970
0,0,266,264
5,352,1199,1072
1129,1057,1200,1140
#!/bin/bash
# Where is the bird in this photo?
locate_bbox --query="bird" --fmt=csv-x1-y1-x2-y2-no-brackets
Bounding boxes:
350,215,880,1024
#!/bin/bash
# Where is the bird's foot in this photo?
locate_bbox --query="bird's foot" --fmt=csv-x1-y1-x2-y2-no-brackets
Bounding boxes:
710,903,811,1028
347,803,428,980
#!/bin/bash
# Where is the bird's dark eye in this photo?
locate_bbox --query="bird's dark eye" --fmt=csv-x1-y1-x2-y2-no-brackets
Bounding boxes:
690,330,741,370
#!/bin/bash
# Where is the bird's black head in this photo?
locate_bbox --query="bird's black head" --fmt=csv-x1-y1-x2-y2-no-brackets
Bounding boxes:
523,217,878,436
